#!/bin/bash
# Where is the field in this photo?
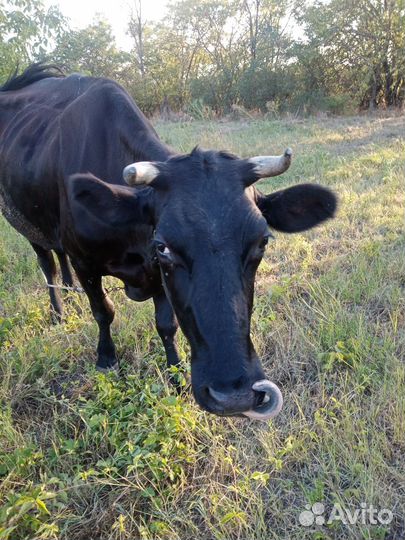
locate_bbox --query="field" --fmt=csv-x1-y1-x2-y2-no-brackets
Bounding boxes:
0,113,404,540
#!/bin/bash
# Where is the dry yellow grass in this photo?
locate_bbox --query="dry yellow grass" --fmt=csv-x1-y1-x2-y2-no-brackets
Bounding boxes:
0,113,404,539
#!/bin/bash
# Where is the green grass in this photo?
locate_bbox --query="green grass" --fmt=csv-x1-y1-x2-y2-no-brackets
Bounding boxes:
1,114,404,540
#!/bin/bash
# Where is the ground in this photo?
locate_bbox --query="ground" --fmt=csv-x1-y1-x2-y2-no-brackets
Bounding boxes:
0,113,404,540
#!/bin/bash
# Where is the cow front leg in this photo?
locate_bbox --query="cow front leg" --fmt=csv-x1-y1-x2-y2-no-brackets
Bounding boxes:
72,265,117,371
153,292,180,370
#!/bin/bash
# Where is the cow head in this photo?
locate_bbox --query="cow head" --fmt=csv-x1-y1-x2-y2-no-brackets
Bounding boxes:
67,147,336,420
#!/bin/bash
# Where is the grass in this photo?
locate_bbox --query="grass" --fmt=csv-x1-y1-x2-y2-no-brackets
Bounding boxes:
0,113,404,540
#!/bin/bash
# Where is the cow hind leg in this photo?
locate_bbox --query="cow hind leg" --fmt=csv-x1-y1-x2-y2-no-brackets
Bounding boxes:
71,263,117,371
56,251,74,288
31,243,63,324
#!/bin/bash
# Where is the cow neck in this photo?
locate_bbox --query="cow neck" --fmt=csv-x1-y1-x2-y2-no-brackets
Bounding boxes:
139,137,174,163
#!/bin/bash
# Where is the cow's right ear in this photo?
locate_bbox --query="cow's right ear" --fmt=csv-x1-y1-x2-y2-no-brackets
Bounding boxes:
66,173,154,239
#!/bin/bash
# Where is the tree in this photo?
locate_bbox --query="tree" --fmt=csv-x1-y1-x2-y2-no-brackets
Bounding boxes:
161,0,295,111
49,18,131,81
0,0,66,82
297,0,405,109
3,0,403,114
128,0,146,77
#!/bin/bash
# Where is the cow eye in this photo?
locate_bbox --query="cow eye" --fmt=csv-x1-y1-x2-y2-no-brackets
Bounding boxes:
156,242,171,257
259,235,271,250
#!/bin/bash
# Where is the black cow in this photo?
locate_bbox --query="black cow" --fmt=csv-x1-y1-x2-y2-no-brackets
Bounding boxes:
0,64,336,420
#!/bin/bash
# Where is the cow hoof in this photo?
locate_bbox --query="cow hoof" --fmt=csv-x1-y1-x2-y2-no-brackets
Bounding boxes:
50,311,63,325
96,363,120,373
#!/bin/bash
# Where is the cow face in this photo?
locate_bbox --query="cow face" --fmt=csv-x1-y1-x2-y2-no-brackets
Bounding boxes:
67,148,336,420
123,148,336,419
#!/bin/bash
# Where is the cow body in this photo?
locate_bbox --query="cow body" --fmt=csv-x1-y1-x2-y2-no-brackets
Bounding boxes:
0,65,337,419
0,70,169,297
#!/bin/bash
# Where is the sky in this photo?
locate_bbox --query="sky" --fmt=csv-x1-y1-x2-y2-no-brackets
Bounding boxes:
44,0,169,51
44,0,304,51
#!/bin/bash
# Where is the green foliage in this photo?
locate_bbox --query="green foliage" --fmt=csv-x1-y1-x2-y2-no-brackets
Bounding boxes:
186,98,216,120
0,317,14,348
49,18,132,81
0,485,59,540
296,0,405,109
71,372,198,486
0,0,66,82
1,0,404,113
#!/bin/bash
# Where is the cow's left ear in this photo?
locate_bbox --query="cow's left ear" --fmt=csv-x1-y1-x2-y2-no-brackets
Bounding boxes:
256,183,337,233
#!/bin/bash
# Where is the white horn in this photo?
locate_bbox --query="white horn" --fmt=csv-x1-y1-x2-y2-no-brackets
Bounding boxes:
248,148,292,179
123,161,159,185
242,379,283,421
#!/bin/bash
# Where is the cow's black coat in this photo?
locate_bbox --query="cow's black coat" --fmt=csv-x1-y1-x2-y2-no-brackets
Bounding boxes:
0,64,336,416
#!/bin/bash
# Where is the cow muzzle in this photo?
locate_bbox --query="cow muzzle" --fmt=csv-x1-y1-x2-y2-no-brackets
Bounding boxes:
206,379,283,421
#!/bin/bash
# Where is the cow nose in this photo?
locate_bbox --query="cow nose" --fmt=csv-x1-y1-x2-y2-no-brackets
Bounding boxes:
207,379,283,420
207,385,256,414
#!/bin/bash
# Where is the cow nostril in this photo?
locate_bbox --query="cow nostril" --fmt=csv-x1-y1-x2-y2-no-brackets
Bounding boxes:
207,385,256,414
254,390,267,407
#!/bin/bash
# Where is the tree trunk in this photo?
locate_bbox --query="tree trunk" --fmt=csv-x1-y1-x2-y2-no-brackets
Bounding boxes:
369,70,378,110
160,96,171,120
130,0,145,78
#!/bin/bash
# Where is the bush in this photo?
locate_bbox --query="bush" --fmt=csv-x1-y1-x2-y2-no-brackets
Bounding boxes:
288,90,357,116
321,94,357,115
186,99,216,121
